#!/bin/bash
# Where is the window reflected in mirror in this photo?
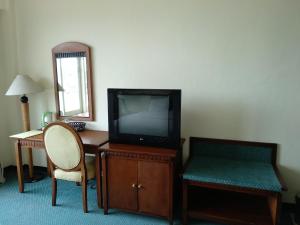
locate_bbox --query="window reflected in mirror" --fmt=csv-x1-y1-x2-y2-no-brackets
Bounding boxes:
52,42,94,121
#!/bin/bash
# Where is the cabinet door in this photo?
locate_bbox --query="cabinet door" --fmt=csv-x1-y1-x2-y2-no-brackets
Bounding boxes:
138,161,170,217
107,157,138,211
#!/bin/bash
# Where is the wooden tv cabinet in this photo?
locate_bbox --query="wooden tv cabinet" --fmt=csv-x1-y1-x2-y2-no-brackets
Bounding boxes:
100,142,184,225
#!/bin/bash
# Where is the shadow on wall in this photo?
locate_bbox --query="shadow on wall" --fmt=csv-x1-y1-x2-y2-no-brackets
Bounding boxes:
180,100,246,160
181,100,247,137
279,165,300,203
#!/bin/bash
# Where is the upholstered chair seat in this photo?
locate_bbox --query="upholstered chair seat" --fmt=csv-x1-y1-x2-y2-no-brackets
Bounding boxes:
43,122,95,213
53,156,95,182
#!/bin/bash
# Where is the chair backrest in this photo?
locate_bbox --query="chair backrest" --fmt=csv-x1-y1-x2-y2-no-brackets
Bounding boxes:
44,122,84,170
190,137,277,165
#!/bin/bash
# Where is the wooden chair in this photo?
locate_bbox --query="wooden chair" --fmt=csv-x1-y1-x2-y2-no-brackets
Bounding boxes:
43,122,96,213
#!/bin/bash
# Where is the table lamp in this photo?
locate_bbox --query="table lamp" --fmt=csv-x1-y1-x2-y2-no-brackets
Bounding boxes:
5,74,43,182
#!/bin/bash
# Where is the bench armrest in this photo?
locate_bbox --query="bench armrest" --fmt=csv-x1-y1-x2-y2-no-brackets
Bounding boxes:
274,166,288,191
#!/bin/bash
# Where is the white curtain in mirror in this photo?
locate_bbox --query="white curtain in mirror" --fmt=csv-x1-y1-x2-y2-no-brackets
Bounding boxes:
56,56,89,117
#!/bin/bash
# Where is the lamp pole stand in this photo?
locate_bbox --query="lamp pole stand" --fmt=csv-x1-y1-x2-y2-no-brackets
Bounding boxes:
20,99,34,178
5,75,45,182
20,95,45,183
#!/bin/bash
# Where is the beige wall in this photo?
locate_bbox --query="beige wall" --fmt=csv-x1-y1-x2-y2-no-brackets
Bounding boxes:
0,8,7,167
2,0,300,202
0,0,20,167
0,0,8,10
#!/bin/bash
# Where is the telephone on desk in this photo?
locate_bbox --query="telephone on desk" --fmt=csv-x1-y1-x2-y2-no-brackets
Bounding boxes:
41,112,56,129
41,112,86,132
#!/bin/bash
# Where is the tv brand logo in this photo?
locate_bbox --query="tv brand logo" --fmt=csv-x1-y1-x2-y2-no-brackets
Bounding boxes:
139,137,144,141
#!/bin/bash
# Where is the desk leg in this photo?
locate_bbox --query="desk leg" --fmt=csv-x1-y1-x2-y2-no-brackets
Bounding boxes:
15,141,24,193
101,152,108,215
96,153,103,208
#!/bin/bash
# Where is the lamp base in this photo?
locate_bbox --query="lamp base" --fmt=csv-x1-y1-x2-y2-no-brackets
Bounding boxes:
24,172,46,183
22,165,47,183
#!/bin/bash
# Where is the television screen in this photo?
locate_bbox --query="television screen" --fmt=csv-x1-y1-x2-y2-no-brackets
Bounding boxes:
108,88,181,149
117,94,170,137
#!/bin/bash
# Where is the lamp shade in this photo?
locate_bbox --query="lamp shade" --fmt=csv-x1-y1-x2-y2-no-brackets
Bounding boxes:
5,74,42,96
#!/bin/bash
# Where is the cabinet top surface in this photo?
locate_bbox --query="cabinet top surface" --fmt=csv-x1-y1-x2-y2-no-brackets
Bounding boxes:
100,143,180,158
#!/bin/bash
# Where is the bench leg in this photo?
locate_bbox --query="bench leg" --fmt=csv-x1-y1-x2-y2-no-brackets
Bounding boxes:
182,180,188,225
268,193,280,225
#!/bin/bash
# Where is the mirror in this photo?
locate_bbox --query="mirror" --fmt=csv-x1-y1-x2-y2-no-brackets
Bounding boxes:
52,42,94,121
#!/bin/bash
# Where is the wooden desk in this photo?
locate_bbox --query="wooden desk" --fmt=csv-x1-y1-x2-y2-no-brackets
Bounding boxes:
11,130,108,208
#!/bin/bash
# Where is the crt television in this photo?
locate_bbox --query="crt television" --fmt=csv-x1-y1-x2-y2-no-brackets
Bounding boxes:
108,88,181,149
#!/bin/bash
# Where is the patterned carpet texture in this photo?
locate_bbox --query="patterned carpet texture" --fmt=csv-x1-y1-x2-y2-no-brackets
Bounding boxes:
0,169,292,225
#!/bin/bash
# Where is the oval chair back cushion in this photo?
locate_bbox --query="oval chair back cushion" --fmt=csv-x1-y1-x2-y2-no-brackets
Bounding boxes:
44,124,81,170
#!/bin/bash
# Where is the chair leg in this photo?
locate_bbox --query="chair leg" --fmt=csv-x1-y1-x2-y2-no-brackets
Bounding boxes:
52,178,57,206
82,179,88,213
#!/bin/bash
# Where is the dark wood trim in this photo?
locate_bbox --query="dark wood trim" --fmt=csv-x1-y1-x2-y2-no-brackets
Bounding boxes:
52,42,94,121
184,180,279,197
189,137,278,166
190,136,278,148
100,143,177,158
104,151,174,163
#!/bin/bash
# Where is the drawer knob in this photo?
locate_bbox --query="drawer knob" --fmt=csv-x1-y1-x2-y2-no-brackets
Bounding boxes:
132,184,137,188
138,184,143,189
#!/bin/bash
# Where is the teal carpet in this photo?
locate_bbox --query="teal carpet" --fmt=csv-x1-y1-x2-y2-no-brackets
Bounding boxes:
0,169,220,225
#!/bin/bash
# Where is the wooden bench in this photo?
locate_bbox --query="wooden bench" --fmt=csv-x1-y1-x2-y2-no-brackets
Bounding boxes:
182,137,287,225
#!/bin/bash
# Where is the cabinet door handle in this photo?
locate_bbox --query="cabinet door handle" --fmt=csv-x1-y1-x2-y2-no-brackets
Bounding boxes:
132,184,137,188
138,184,143,189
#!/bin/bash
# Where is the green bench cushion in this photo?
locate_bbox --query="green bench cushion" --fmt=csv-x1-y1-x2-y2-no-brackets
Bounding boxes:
183,156,282,192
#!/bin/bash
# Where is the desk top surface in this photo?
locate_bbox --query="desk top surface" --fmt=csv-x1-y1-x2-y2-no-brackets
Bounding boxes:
14,130,109,147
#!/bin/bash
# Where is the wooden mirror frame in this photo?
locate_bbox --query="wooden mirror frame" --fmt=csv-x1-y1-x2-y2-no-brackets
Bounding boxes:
52,42,94,121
